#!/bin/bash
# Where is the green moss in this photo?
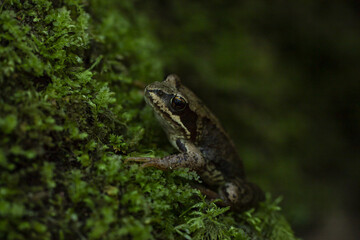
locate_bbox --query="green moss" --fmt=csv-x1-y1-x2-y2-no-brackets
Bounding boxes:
0,0,296,239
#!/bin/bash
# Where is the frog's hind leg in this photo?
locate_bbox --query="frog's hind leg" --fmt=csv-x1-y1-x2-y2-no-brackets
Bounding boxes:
191,180,264,211
191,183,229,207
219,179,265,211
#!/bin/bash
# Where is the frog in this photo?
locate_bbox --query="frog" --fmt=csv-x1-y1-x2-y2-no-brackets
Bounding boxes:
127,74,264,211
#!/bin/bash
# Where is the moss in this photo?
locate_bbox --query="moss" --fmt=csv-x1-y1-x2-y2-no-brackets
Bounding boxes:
0,0,296,239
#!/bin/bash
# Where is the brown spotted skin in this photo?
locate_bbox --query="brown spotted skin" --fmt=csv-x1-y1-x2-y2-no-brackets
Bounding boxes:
128,74,264,211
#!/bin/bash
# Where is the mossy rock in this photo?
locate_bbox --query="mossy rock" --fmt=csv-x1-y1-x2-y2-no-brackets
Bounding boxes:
0,1,296,239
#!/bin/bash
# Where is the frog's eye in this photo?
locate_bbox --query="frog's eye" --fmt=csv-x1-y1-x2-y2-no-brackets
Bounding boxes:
171,96,187,111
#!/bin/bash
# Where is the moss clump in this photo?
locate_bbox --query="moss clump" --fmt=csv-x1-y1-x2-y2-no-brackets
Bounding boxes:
0,0,296,239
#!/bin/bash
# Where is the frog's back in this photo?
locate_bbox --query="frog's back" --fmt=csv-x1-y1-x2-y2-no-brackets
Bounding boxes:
197,115,246,183
180,83,246,182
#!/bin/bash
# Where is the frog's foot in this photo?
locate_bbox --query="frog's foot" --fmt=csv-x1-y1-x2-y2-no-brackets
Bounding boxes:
125,156,169,170
125,156,154,163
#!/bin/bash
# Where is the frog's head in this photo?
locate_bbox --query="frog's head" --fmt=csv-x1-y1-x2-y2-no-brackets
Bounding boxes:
144,74,199,141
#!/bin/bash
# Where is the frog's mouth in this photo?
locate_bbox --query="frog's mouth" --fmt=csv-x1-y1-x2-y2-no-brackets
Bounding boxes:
144,88,163,110
144,88,153,106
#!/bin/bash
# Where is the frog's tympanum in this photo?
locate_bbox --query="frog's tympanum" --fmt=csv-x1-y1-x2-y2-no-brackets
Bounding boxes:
128,74,264,211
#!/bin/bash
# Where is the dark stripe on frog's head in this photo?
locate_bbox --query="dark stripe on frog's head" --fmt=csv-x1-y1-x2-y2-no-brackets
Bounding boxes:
145,89,179,122
145,89,190,138
145,87,198,141
176,107,198,142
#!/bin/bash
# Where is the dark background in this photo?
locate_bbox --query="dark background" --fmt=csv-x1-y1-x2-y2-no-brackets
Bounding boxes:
139,1,360,239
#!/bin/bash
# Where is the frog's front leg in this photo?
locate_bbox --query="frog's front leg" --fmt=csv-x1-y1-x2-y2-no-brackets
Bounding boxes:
126,150,205,171
127,140,205,170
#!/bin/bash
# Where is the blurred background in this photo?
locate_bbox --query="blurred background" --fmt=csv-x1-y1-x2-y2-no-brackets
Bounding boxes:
138,0,360,239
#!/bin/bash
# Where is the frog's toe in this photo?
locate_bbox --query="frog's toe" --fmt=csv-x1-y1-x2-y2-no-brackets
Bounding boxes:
140,161,158,169
140,158,171,170
125,157,153,164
